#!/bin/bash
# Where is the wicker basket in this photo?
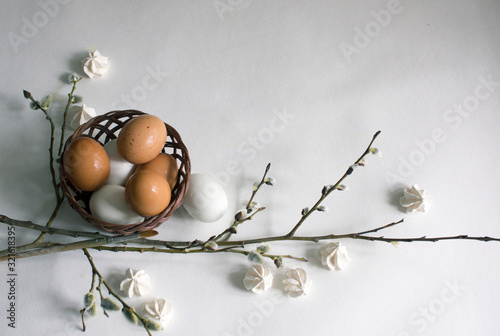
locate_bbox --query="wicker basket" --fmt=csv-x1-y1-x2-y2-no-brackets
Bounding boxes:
59,110,191,235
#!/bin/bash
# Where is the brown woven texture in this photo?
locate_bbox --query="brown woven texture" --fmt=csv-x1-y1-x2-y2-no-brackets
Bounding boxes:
59,110,191,235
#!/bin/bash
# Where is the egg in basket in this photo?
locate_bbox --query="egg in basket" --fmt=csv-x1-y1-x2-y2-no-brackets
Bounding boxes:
59,110,190,235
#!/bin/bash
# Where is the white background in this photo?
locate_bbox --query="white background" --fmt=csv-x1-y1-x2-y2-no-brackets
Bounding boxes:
1,1,500,335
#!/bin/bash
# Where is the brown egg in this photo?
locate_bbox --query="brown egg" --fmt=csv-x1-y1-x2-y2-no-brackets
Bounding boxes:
125,170,171,217
117,115,167,164
63,137,110,191
135,153,178,190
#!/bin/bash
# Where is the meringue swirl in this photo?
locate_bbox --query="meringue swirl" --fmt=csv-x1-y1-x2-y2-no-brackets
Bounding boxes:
82,50,110,79
320,242,351,271
243,264,273,294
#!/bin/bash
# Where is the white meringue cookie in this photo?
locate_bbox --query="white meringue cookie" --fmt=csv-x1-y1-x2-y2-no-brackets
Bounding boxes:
399,184,431,214
282,268,311,298
82,50,110,79
320,242,351,271
243,264,273,294
144,298,173,325
68,104,96,129
119,268,151,298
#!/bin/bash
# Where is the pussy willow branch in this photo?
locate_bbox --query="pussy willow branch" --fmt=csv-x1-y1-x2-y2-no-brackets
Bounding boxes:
0,212,102,257
82,248,153,336
2,130,500,263
23,91,60,202
19,83,81,248
90,245,307,262
80,272,97,332
95,277,110,318
3,214,500,262
1,198,65,255
0,231,158,261
287,130,380,237
214,163,271,242
58,77,82,156
0,220,306,262
0,215,105,239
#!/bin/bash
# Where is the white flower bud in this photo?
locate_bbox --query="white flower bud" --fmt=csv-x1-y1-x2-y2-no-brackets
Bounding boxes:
67,73,80,83
41,95,52,109
316,205,328,212
204,240,218,251
235,209,248,222
264,177,275,186
370,148,382,156
390,241,402,248
257,244,270,254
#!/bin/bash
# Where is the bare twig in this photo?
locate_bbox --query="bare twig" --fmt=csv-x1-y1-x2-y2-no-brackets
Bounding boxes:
58,77,82,156
82,249,153,336
0,232,152,261
286,131,381,237
214,163,271,242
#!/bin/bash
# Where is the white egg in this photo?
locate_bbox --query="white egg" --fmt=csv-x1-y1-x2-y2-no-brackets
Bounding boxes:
183,174,228,223
104,139,135,186
89,185,144,224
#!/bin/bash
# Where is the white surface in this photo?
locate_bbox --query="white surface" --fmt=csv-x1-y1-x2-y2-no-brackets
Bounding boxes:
0,1,500,335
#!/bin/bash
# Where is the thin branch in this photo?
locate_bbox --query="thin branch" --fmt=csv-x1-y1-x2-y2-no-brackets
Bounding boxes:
89,245,308,265
80,308,86,332
356,219,405,235
23,86,84,247
0,214,107,239
215,163,271,242
0,212,108,258
0,232,147,261
31,197,64,245
3,208,500,262
247,162,271,208
286,131,381,237
58,77,81,156
214,207,266,242
82,249,153,336
351,234,500,243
